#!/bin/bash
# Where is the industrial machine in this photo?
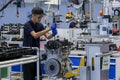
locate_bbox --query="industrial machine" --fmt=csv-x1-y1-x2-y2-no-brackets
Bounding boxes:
65,57,85,79
65,41,118,80
0,46,35,61
43,39,73,79
81,42,110,80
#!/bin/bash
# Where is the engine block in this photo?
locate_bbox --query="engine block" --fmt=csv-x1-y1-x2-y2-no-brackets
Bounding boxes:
44,40,72,78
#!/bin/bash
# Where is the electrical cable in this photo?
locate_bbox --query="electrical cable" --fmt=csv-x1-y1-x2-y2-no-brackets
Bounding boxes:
0,0,6,19
0,11,4,19
0,0,13,12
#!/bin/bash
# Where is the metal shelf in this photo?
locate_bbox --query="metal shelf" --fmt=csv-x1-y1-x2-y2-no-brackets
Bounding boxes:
77,35,109,39
2,34,20,37
0,55,40,80
5,41,23,44
70,50,86,55
0,55,38,68
5,41,46,45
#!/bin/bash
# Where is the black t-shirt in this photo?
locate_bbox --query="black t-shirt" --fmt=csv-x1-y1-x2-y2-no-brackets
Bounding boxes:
23,20,44,47
69,22,76,28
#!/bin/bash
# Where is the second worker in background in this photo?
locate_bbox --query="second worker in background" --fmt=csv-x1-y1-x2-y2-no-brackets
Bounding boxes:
69,19,78,28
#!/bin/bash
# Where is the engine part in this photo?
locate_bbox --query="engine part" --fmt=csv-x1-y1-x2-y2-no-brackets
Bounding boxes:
0,47,35,61
45,40,61,49
44,40,72,78
44,58,61,77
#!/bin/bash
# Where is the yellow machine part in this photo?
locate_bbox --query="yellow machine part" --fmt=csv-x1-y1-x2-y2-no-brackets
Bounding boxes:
66,13,73,19
65,57,85,78
99,9,104,16
85,12,90,18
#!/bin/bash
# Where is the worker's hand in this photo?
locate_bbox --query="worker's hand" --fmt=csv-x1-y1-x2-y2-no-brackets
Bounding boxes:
50,23,57,30
52,29,58,36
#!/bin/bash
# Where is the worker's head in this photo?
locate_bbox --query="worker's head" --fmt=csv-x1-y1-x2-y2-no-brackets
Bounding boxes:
31,7,45,23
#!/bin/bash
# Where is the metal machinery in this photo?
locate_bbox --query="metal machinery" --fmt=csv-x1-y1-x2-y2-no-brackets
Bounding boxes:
80,42,111,80
54,0,120,78
64,34,119,80
43,39,73,79
66,42,112,80
81,2,120,79
0,46,40,80
1,0,120,80
1,23,24,43
34,0,120,80
0,46,37,61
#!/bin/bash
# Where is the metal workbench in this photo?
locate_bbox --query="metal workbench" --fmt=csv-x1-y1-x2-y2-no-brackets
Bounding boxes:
0,48,40,80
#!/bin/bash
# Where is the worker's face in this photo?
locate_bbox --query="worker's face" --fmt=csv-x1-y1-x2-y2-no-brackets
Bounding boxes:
33,14,43,23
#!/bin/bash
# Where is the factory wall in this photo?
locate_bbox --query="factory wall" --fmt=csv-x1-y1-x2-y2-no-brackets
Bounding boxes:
0,3,34,26
93,3,102,21
0,1,102,28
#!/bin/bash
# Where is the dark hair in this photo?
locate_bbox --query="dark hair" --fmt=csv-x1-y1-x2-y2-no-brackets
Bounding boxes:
32,7,45,15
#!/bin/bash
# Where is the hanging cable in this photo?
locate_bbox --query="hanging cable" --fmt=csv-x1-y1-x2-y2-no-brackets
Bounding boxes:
0,0,6,19
0,0,13,12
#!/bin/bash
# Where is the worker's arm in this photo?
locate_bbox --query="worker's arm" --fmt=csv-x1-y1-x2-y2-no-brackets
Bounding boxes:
25,22,57,39
30,28,51,39
44,23,57,39
44,29,58,39
44,32,53,39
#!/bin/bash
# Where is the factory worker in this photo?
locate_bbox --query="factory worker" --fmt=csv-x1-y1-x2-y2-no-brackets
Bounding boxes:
23,6,57,80
112,24,119,35
69,19,78,28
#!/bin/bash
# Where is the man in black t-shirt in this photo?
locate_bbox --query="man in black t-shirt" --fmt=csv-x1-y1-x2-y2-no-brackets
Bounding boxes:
69,19,78,28
23,7,57,80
